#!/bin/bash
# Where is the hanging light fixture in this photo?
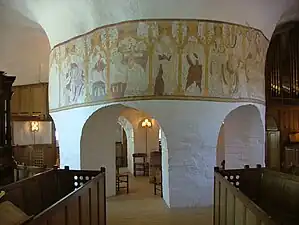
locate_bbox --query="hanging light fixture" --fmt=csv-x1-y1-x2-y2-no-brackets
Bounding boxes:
142,119,152,128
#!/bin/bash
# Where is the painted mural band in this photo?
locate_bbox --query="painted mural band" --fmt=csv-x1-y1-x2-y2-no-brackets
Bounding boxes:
49,19,268,110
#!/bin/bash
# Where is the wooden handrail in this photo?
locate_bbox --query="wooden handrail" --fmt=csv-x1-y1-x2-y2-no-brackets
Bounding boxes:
23,167,106,225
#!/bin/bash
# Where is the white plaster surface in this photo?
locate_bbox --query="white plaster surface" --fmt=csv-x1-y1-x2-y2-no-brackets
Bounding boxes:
51,100,265,208
161,129,170,207
0,6,50,85
80,105,161,197
216,106,265,169
222,105,265,169
3,0,297,48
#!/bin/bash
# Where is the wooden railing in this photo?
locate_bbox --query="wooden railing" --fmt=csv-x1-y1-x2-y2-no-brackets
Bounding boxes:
0,167,106,225
214,166,276,225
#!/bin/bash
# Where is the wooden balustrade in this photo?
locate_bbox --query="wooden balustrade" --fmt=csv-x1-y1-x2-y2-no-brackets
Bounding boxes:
0,167,106,225
214,166,275,225
215,165,299,224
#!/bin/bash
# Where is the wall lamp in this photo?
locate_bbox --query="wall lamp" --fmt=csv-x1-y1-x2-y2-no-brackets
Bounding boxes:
31,121,39,132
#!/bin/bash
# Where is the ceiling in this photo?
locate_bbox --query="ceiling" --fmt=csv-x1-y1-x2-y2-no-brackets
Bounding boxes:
1,0,299,48
0,0,298,85
0,4,50,85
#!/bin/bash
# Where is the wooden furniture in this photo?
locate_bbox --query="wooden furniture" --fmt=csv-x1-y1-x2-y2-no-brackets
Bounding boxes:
0,166,106,225
0,71,16,186
14,164,48,182
115,155,129,194
116,173,129,194
149,151,161,183
0,201,31,225
13,144,57,168
265,22,299,169
11,83,48,118
115,141,127,168
266,115,280,169
284,143,299,167
153,166,162,197
214,165,299,225
133,153,148,176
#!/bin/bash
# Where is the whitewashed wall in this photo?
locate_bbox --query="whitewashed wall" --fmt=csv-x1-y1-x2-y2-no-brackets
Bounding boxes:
223,105,265,169
51,100,265,208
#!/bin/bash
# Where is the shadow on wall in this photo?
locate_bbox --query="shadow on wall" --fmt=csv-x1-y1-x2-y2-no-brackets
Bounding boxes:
80,103,169,205
216,104,265,169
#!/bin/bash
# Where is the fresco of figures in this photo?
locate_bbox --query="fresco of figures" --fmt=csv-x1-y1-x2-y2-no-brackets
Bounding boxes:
49,19,268,110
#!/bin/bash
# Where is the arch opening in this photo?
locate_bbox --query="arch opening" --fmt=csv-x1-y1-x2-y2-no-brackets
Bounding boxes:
216,105,265,169
80,103,169,204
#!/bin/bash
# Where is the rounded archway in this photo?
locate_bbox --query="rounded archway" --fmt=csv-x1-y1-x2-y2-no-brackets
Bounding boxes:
216,105,265,169
80,103,168,201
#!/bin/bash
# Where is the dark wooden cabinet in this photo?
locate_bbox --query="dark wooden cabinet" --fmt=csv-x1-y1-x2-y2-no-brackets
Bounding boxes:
0,71,16,186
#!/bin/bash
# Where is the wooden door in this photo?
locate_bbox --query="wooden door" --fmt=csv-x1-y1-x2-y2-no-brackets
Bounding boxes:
266,131,280,169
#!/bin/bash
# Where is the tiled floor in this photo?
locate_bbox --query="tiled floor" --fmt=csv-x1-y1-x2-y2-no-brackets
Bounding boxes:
107,171,213,225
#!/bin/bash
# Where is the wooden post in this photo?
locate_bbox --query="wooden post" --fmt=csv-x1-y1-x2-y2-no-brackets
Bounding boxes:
53,165,59,170
99,166,106,225
100,167,105,173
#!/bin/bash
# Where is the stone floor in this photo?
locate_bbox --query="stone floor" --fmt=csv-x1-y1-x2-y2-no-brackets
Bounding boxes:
107,171,213,225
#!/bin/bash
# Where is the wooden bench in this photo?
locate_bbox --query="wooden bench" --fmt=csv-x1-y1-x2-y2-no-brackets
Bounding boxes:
0,166,107,225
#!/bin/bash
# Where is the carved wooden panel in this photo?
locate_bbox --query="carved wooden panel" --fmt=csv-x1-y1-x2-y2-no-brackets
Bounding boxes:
268,107,299,143
266,131,280,169
19,86,31,115
31,84,48,115
11,83,48,117
13,144,56,167
11,87,20,115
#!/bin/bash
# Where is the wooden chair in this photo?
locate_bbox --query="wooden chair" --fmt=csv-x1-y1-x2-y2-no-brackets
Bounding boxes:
115,157,129,194
116,173,129,194
153,167,162,197
133,153,149,176
149,151,161,183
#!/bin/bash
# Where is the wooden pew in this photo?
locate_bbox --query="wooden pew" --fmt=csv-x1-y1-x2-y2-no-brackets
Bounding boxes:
214,165,275,225
0,166,106,225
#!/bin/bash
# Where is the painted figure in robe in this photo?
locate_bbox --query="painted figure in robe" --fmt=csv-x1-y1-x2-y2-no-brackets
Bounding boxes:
89,53,107,100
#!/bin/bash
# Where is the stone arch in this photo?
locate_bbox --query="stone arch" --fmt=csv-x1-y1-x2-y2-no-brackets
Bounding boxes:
216,104,265,169
80,103,168,202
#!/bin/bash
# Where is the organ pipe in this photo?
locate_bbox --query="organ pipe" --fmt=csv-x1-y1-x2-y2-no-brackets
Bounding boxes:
266,22,299,104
